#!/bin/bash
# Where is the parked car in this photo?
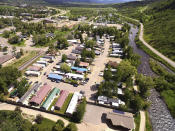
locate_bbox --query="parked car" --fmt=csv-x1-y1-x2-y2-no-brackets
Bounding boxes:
99,72,104,77
73,84,78,87
85,78,89,82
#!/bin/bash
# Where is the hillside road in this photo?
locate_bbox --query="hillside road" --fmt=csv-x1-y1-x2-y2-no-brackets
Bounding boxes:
139,23,175,68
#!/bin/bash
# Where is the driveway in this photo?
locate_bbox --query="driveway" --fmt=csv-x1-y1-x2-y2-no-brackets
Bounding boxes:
83,104,112,125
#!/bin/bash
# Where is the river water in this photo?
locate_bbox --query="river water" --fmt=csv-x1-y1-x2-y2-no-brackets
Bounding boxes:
128,24,175,131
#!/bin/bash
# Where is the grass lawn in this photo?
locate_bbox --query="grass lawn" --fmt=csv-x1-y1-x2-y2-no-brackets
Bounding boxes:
145,111,152,131
55,93,73,114
10,51,38,69
134,113,140,131
34,118,55,131
48,96,59,111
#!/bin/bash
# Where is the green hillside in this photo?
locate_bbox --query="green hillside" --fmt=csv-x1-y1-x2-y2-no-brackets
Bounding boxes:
143,0,175,61
0,0,47,5
114,0,175,61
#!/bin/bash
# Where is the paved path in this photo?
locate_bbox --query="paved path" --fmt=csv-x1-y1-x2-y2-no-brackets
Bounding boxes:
139,23,175,68
139,111,145,131
117,12,175,69
18,51,45,71
0,102,69,125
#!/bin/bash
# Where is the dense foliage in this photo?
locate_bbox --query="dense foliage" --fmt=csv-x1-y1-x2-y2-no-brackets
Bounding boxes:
149,59,175,118
72,98,86,123
0,110,32,131
115,0,175,61
0,66,21,96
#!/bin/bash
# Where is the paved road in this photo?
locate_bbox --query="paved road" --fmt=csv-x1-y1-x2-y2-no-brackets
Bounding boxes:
18,51,45,71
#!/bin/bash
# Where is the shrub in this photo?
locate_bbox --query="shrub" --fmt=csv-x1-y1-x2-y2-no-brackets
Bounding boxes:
64,123,77,131
35,114,43,124
72,98,86,123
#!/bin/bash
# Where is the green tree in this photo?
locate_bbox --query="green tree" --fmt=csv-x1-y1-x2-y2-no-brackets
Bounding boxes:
85,40,95,49
103,69,112,81
20,48,24,56
136,74,154,99
72,98,86,123
0,79,7,95
56,119,65,128
8,35,20,44
60,63,71,73
56,37,68,49
115,60,137,83
74,58,80,67
64,123,77,131
62,54,67,62
52,124,63,131
17,78,29,98
3,30,11,38
35,114,43,124
130,95,144,113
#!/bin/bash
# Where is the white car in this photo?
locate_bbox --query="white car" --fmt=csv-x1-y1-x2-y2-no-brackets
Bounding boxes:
99,72,104,77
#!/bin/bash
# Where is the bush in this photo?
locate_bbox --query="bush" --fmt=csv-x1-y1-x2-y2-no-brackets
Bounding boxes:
64,123,77,131
72,98,86,123
3,30,11,38
56,119,65,128
52,124,64,131
8,35,20,44
62,54,67,62
35,114,43,124
60,63,71,73
56,37,69,49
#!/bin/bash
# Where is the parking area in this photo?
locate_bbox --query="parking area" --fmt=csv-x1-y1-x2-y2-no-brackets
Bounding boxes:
27,38,122,102
83,104,112,125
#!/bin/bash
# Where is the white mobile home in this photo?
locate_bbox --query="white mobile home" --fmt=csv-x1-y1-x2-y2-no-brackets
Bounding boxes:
25,70,41,77
66,73,84,80
37,60,48,66
66,92,81,115
110,54,122,57
33,63,46,68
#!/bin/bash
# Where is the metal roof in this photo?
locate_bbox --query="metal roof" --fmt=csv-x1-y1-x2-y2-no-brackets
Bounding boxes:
71,67,87,72
30,84,52,105
48,73,63,80
66,92,80,114
106,112,134,130
41,88,60,110
55,90,69,109
18,82,41,104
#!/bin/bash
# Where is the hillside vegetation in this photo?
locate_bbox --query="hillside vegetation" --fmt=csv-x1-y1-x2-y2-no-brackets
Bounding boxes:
114,0,175,61
143,0,175,61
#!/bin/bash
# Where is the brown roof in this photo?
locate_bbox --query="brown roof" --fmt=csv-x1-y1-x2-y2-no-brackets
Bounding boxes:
107,61,118,68
0,55,14,64
28,65,42,71
67,54,77,60
79,62,89,67
106,112,134,130
30,84,52,105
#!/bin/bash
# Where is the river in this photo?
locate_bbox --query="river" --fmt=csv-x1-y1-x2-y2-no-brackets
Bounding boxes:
128,24,175,131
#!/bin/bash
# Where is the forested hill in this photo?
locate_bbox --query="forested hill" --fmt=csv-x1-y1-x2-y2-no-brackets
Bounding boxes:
143,0,175,61
114,0,175,61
